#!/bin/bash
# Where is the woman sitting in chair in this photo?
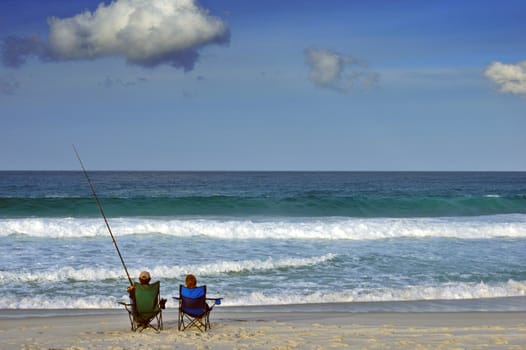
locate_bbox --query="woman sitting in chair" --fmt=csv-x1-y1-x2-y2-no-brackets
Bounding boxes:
183,274,210,311
176,274,220,331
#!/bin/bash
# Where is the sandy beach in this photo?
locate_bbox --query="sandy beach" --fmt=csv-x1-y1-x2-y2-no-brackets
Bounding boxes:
2,306,526,350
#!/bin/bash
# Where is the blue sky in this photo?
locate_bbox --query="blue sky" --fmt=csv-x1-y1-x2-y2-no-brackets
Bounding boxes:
1,0,525,170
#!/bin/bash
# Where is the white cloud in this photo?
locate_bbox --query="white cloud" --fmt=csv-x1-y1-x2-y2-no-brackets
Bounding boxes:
304,47,379,93
2,0,229,71
484,60,526,95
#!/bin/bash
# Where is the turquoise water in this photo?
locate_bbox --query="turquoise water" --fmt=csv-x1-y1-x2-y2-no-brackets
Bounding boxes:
2,171,526,218
1,171,526,310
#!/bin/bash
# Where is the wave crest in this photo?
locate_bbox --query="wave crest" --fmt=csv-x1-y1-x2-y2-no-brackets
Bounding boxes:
1,280,524,309
0,254,337,283
1,215,526,239
226,280,526,306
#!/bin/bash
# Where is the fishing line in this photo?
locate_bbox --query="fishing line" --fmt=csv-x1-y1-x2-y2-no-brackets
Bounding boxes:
73,145,133,286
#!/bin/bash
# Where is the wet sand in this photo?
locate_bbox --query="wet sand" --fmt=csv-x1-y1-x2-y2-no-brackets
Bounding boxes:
1,306,526,349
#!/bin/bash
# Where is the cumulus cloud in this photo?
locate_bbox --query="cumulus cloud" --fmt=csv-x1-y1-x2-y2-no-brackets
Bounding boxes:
304,47,379,93
484,60,526,95
1,0,229,71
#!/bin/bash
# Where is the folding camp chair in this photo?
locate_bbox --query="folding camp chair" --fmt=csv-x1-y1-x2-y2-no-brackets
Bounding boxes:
119,281,164,332
173,285,222,332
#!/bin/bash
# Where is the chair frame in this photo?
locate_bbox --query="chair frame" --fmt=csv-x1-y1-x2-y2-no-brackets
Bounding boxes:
119,281,164,332
173,285,221,332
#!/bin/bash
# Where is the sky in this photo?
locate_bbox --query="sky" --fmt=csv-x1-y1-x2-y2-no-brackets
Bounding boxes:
1,0,525,171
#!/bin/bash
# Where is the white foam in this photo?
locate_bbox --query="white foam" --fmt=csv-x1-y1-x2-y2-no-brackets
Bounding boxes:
1,280,525,309
224,280,526,306
0,294,120,309
0,254,337,283
1,215,526,239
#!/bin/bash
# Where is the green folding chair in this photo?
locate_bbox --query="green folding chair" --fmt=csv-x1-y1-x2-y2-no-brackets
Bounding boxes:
119,281,164,332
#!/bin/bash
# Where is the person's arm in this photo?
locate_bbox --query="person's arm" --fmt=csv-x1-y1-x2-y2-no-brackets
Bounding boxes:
127,285,135,300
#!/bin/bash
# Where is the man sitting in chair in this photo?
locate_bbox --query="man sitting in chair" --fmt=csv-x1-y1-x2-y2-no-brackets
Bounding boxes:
119,271,166,332
127,271,151,300
127,271,166,309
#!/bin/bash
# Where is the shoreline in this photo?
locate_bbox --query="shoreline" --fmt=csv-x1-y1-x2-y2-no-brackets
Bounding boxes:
1,307,526,349
2,298,526,348
2,296,526,319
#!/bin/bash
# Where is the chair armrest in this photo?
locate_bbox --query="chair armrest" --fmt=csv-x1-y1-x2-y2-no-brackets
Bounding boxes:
206,297,223,305
118,301,135,313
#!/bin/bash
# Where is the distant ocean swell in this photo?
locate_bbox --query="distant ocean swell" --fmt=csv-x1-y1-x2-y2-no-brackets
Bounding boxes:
1,194,526,218
2,214,525,239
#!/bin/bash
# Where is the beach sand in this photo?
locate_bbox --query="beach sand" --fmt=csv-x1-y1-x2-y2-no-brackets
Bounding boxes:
1,307,526,350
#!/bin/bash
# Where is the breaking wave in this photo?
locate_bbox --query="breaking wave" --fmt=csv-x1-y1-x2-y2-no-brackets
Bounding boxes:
1,280,525,309
0,254,337,283
1,214,525,240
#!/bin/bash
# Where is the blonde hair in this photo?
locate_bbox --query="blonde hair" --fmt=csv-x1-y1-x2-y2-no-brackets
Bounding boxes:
185,274,197,288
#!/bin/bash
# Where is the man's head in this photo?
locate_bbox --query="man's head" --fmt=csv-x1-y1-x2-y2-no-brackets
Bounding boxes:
139,271,151,284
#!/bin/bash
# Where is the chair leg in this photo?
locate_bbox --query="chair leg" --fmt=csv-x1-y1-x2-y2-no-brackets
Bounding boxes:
178,308,214,332
130,314,137,331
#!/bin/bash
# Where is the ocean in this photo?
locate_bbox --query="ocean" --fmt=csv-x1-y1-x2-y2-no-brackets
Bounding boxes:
1,171,526,311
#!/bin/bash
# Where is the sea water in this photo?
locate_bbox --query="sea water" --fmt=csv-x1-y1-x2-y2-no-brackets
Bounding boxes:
1,171,525,311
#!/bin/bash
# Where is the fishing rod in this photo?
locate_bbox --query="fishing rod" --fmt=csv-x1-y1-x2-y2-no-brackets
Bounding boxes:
73,145,134,287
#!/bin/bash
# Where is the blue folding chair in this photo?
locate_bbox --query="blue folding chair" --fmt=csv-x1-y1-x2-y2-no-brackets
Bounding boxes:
173,285,222,331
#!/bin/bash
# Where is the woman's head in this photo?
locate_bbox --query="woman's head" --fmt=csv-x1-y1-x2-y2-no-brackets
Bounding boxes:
185,274,197,288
